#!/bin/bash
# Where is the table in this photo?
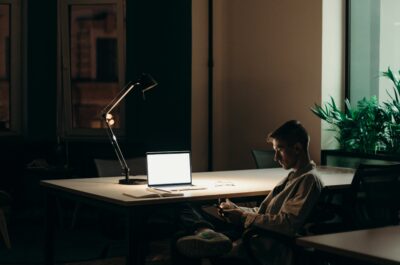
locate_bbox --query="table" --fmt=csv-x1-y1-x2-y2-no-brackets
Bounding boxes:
296,225,400,265
41,166,354,265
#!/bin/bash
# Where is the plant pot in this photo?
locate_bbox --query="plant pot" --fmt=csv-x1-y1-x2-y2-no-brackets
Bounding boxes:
321,150,400,168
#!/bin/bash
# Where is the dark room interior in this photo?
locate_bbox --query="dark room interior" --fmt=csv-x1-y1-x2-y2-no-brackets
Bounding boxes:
1,1,400,265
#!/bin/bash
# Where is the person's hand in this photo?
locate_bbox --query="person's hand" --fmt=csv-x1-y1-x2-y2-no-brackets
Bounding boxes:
220,208,244,225
219,198,238,210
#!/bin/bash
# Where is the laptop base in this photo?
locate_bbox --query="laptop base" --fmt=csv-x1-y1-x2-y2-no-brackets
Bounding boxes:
150,185,206,192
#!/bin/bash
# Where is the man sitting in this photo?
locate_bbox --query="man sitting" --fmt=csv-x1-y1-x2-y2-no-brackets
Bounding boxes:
173,120,324,264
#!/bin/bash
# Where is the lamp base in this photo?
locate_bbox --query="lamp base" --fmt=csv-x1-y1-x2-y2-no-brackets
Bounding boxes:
119,178,147,185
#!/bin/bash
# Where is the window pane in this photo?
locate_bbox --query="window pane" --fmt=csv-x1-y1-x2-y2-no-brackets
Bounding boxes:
69,5,120,129
378,0,400,103
0,4,10,130
349,0,400,105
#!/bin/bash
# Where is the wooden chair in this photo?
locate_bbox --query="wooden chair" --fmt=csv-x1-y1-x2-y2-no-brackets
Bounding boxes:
0,191,11,249
251,149,279,169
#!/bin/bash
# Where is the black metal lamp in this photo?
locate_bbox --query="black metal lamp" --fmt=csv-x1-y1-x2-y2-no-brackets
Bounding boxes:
101,73,157,185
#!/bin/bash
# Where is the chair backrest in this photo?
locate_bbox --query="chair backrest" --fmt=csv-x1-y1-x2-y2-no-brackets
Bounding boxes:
94,157,147,177
349,163,400,228
251,149,279,169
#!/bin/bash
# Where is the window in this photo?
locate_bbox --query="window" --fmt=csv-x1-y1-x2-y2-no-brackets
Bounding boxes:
59,0,125,136
348,0,400,105
0,0,22,134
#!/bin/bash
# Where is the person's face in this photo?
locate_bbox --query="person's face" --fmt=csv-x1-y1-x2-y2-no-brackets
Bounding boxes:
272,138,299,170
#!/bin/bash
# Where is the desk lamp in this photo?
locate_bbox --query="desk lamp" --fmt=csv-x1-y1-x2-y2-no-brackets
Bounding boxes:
101,73,157,185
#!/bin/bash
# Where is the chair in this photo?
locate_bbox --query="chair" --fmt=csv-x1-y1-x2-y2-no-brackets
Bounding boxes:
0,191,11,249
239,187,338,265
93,157,178,259
247,149,280,206
241,228,299,265
251,149,279,169
346,163,400,229
284,163,400,265
70,157,147,229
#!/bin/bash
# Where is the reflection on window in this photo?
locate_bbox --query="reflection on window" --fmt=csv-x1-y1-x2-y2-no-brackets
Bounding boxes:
0,4,10,130
69,5,120,129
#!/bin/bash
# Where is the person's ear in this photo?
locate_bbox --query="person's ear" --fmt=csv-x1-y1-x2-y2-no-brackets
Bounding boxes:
293,143,302,154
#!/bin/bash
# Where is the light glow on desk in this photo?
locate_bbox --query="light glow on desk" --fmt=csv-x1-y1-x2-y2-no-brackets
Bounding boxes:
41,167,354,204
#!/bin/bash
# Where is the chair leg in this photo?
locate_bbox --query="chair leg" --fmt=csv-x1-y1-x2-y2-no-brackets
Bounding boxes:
0,208,11,249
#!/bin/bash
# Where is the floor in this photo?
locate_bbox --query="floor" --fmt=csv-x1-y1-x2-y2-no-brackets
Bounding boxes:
0,203,174,265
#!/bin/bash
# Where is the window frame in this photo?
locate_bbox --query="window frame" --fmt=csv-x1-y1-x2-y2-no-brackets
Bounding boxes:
345,0,350,101
0,0,22,136
58,0,126,138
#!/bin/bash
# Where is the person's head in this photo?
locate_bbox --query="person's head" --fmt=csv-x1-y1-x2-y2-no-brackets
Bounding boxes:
267,120,310,170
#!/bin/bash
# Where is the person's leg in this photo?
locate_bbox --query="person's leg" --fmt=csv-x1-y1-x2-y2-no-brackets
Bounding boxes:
179,203,243,237
170,230,203,265
178,203,216,232
174,203,233,258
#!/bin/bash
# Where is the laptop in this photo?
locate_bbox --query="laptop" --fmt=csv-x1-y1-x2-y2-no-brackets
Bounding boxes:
146,151,206,191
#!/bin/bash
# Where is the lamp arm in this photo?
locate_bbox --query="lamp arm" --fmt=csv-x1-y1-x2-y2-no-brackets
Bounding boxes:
101,81,137,116
103,116,130,181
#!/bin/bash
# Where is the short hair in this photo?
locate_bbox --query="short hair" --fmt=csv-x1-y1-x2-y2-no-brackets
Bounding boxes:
267,120,310,150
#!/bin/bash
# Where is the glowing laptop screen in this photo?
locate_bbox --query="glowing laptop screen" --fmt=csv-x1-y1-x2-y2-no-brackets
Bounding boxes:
146,151,192,186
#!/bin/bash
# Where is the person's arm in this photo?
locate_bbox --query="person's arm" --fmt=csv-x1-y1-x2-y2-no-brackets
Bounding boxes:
221,198,262,214
242,174,322,235
220,208,245,225
219,198,237,209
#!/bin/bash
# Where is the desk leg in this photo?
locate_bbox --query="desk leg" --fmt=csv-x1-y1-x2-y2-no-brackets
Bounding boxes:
126,208,146,265
44,191,56,265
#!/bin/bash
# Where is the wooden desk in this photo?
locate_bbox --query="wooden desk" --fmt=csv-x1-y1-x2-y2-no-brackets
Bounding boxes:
41,166,354,265
296,225,400,265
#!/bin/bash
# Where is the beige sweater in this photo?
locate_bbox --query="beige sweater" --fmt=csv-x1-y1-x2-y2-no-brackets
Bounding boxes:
241,162,324,235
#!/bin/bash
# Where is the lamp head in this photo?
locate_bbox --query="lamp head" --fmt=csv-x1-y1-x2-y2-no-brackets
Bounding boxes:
101,73,157,118
137,73,158,98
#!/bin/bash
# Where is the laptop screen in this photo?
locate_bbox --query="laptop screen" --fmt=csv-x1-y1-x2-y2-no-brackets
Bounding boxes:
146,151,192,186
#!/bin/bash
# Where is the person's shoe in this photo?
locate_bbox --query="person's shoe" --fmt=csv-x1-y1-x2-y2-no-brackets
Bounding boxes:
176,229,232,258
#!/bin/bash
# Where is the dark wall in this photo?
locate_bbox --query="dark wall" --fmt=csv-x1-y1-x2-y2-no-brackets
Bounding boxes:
23,0,192,148
0,137,23,200
0,1,192,204
0,1,57,204
126,0,192,151
26,0,57,141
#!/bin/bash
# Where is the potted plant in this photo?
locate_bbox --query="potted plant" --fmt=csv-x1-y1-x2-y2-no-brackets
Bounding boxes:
312,68,400,165
312,96,390,154
381,68,400,153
